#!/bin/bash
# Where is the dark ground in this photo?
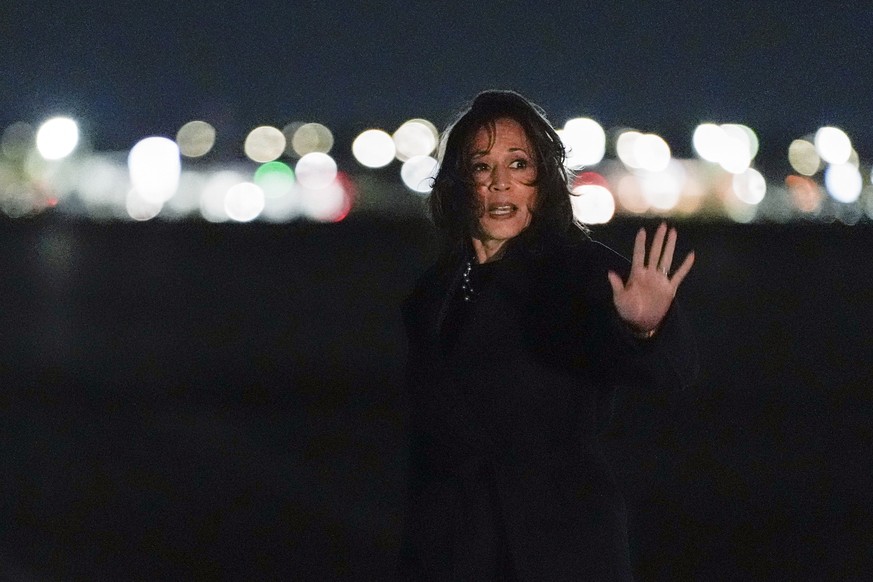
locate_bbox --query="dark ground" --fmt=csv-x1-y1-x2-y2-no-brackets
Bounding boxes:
0,213,871,580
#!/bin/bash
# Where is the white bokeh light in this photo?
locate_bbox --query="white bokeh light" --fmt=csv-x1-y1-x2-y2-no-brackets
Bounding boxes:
295,152,338,189
126,189,163,221
225,182,265,222
633,134,671,172
400,155,438,194
824,163,862,203
815,126,852,165
128,137,181,204
36,117,79,160
560,118,606,168
570,184,615,224
393,119,438,161
732,168,767,205
352,129,396,168
200,170,246,222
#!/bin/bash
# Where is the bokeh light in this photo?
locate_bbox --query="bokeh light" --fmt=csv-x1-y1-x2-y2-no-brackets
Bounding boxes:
571,173,615,224
288,122,334,157
616,131,671,172
786,175,824,213
692,123,756,174
295,152,338,189
36,117,79,160
200,170,246,222
299,172,351,222
732,168,767,205
225,182,265,222
638,160,686,210
176,120,216,158
244,126,286,163
788,139,821,176
352,129,396,168
400,155,438,194
393,119,438,161
254,161,295,198
560,117,606,168
824,163,862,203
126,188,163,221
128,137,181,204
815,126,852,165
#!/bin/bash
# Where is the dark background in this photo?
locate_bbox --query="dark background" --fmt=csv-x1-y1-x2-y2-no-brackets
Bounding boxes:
1,205,871,580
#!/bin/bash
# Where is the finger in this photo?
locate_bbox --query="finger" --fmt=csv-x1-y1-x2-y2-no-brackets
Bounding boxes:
607,271,624,299
660,227,677,273
631,228,646,272
669,250,695,290
647,222,668,269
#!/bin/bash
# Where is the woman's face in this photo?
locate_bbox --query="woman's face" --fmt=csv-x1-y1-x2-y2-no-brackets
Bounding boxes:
468,117,538,250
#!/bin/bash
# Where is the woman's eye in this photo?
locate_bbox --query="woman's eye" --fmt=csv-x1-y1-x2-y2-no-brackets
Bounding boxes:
510,159,529,169
471,162,489,172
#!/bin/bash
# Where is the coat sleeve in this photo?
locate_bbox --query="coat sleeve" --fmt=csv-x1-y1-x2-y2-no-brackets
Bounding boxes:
578,239,699,392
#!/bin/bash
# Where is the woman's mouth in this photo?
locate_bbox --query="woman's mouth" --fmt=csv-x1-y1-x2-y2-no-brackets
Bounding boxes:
487,203,518,218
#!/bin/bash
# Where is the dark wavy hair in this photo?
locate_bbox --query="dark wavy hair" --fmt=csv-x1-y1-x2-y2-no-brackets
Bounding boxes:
429,90,580,253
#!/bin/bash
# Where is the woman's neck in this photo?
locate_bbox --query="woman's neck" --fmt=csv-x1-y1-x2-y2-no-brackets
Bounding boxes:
471,237,507,264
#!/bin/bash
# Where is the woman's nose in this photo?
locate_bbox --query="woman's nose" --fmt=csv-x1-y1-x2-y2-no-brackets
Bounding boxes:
489,167,509,191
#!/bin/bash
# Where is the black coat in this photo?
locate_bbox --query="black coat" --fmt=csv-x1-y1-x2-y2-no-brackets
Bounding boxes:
399,228,698,581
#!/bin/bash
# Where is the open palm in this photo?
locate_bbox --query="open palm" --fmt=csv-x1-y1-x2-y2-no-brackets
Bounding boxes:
607,223,695,335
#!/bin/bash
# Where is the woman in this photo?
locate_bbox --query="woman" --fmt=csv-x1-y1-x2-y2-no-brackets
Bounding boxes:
399,90,697,580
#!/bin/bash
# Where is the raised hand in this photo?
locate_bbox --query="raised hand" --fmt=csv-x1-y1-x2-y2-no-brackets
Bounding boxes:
607,222,695,335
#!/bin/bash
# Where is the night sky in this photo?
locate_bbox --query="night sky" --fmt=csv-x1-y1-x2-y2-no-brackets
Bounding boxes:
3,1,873,161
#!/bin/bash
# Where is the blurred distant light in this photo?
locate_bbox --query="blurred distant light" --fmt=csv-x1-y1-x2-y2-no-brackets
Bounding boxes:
166,170,207,216
788,139,821,176
723,195,757,223
126,189,163,221
289,122,334,157
560,117,606,168
615,173,649,214
299,172,350,222
200,170,246,222
254,161,295,198
785,175,823,213
36,117,79,160
691,123,725,163
76,155,128,208
824,163,862,203
634,134,671,172
722,124,759,159
393,119,438,161
732,168,767,205
176,120,216,158
570,183,615,224
692,122,755,174
615,131,642,168
245,126,286,163
352,129,395,168
638,160,686,210
128,137,181,204
814,126,852,165
225,181,265,222
1,122,34,160
400,155,438,194
295,152,338,189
